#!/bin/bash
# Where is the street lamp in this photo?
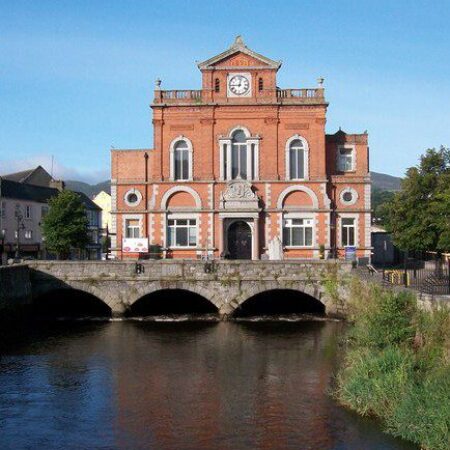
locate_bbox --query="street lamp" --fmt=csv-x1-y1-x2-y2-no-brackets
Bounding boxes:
14,206,25,261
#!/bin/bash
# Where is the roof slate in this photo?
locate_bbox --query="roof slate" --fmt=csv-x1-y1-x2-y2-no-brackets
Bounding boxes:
0,179,101,210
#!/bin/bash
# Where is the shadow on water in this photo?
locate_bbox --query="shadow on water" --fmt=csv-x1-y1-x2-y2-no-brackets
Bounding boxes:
232,289,326,318
32,289,112,319
125,289,219,318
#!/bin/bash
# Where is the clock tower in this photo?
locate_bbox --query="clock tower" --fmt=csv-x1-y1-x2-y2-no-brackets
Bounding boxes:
197,35,281,103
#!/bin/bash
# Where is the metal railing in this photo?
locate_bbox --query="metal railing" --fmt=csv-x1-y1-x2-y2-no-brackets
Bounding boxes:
382,254,450,295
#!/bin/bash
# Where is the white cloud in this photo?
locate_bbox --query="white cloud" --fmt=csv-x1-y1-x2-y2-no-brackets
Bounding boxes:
0,155,109,184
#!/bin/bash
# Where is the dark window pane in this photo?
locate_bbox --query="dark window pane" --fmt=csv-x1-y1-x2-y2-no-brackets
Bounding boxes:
305,227,313,246
240,146,247,179
282,227,289,246
232,145,239,179
176,228,188,246
292,227,303,246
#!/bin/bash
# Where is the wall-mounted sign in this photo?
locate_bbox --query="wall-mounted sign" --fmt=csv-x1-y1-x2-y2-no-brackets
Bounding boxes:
122,238,148,253
345,246,357,261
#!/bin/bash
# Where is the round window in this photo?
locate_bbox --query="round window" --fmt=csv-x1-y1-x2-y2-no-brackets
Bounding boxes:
124,189,142,207
340,188,358,205
343,191,353,202
127,193,138,204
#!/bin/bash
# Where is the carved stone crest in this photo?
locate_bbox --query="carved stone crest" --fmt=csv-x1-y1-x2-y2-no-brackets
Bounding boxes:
220,181,259,210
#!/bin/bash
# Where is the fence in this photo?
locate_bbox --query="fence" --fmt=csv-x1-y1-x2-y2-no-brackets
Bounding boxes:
382,253,450,295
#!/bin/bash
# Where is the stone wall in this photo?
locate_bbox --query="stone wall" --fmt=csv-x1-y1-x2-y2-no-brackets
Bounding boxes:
0,264,32,312
27,260,353,317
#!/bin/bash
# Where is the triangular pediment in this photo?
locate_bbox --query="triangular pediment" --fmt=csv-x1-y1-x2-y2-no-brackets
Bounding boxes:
212,51,270,69
198,36,281,70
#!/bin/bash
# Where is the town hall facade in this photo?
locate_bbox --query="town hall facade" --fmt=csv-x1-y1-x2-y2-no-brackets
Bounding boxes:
111,37,371,260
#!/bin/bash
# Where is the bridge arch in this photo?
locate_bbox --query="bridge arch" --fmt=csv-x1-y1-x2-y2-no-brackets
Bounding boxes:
32,287,112,318
232,286,326,317
127,285,219,317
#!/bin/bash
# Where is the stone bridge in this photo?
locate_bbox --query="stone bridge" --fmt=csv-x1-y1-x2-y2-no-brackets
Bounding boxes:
26,260,353,318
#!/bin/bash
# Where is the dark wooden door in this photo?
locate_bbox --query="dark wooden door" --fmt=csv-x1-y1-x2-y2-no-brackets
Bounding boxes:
228,221,252,260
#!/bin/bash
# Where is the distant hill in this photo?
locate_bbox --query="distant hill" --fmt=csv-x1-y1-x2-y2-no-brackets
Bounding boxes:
65,180,111,198
370,171,402,191
65,171,402,199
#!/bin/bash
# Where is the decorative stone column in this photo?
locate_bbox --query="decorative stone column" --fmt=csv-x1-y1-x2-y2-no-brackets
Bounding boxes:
253,217,260,260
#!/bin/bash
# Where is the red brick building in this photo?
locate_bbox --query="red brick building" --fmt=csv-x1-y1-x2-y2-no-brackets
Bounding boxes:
111,37,371,260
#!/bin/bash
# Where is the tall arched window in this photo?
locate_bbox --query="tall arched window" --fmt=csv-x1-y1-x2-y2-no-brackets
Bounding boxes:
219,127,259,181
285,135,309,181
170,137,193,181
289,139,305,179
231,130,247,179
174,141,189,180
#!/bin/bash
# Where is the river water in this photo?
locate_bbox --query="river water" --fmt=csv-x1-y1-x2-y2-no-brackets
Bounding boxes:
0,318,417,450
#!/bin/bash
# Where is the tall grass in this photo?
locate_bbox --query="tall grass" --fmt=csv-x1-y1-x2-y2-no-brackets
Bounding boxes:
336,279,450,450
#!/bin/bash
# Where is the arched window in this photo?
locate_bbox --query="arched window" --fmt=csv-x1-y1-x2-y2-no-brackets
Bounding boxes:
289,139,305,179
231,130,248,179
174,141,189,180
285,135,309,181
170,137,193,181
219,127,259,181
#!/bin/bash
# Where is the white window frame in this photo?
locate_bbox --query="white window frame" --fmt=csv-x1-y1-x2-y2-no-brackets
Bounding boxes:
124,218,141,239
169,136,193,181
25,205,32,219
24,230,32,240
219,126,259,181
337,145,356,172
281,212,316,248
124,188,143,207
285,135,309,181
166,213,199,249
339,214,358,247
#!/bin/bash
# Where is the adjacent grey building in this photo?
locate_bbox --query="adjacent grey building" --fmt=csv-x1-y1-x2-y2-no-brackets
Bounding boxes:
0,166,102,261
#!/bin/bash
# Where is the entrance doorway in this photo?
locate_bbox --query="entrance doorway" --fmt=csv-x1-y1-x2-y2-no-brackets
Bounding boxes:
227,221,252,259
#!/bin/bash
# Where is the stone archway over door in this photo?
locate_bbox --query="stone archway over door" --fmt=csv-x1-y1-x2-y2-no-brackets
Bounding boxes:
228,221,252,259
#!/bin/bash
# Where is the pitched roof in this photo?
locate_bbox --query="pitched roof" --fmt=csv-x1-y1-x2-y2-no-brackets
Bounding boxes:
76,191,101,211
2,168,37,183
0,179,101,210
197,36,282,70
0,178,59,203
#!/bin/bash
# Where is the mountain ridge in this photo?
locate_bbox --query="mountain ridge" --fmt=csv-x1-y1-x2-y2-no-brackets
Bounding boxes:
65,171,402,198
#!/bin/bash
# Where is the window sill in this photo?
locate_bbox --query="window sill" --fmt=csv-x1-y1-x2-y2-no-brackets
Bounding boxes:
284,246,314,249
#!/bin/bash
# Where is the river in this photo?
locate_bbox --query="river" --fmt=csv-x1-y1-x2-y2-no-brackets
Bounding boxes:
0,318,417,450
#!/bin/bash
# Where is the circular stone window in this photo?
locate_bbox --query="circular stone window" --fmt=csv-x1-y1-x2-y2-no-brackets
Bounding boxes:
124,189,142,207
340,188,358,206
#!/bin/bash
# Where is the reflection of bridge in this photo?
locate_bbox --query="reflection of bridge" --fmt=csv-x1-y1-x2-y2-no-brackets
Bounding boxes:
27,260,353,318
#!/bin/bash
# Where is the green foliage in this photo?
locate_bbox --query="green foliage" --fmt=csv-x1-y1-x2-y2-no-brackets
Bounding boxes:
336,278,450,449
385,147,450,252
41,190,89,259
371,188,396,226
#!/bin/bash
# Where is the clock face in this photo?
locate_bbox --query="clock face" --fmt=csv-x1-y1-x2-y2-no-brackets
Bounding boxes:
228,75,250,95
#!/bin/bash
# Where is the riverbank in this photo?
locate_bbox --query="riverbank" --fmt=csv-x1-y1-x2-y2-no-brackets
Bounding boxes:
335,278,450,450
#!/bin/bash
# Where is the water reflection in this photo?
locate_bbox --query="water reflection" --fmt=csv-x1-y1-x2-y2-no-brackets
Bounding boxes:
0,320,417,450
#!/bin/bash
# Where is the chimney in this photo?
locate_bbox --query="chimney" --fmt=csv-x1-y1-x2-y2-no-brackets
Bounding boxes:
50,179,65,191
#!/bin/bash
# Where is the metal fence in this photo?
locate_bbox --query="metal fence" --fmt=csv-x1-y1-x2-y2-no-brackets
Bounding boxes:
382,253,450,295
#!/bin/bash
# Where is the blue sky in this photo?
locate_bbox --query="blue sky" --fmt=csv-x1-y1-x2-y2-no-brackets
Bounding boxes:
1,0,449,182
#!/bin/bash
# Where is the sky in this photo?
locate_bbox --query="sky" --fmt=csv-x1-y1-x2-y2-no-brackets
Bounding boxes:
0,0,449,183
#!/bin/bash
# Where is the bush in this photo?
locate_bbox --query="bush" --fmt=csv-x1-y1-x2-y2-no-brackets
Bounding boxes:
336,278,450,449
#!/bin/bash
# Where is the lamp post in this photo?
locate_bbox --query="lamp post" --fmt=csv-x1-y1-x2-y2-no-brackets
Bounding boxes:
0,229,5,265
14,206,24,261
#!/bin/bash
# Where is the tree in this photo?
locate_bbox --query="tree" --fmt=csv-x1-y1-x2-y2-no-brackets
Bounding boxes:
386,147,450,253
371,188,396,225
42,190,89,259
